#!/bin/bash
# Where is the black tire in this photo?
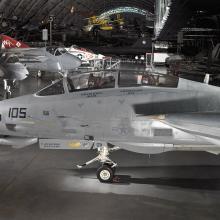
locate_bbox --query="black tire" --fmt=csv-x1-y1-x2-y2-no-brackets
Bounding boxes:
97,165,114,183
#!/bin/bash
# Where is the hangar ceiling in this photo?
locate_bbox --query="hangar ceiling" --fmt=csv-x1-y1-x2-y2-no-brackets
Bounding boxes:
1,0,219,55
0,0,155,30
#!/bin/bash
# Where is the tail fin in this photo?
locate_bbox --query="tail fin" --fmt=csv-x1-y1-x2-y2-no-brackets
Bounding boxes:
0,34,29,49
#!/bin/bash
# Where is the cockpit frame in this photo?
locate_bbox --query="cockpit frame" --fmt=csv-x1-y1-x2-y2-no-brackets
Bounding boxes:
35,69,179,97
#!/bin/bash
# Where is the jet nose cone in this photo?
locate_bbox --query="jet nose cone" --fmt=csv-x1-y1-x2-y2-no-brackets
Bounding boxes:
69,54,82,69
0,63,29,81
9,63,29,80
62,53,82,70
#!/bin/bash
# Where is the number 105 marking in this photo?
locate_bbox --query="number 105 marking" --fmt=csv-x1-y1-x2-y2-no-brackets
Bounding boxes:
8,108,27,119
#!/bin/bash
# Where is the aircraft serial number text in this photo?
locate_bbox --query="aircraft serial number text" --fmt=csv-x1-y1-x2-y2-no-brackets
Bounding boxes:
8,108,27,119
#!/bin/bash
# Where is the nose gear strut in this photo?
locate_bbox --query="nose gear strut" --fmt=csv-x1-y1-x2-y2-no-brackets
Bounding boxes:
3,79,11,99
77,143,120,183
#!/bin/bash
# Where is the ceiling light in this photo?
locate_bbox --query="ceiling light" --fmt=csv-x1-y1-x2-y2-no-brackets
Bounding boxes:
70,6,75,14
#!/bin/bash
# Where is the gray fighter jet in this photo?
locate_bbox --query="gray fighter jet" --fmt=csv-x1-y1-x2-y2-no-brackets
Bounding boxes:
1,35,82,74
5,47,82,74
0,70,220,182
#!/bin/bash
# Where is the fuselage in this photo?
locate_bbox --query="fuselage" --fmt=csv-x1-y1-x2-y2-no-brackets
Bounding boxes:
0,71,220,153
4,47,82,73
0,35,82,72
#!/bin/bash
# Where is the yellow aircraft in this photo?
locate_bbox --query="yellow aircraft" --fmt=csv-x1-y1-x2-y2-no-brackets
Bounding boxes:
84,14,124,32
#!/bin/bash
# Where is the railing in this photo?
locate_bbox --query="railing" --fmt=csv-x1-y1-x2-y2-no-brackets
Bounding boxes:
106,59,121,70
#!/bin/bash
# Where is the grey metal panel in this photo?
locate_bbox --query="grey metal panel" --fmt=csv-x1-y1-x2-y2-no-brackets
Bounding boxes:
154,129,173,137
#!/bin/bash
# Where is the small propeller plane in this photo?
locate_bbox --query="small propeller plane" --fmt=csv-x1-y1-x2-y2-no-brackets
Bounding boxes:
0,70,220,182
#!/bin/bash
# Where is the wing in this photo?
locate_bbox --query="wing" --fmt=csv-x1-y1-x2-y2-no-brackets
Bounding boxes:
3,48,49,63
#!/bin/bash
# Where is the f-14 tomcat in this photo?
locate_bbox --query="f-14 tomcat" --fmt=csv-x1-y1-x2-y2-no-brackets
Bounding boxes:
0,70,220,182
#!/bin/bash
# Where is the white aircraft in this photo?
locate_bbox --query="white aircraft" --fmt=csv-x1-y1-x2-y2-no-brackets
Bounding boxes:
66,45,108,63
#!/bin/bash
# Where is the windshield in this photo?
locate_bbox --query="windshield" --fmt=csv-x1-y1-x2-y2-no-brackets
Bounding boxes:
36,80,65,96
67,70,116,92
54,48,67,56
118,70,179,88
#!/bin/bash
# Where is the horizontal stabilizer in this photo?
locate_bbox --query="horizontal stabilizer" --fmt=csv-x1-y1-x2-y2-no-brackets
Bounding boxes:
205,150,220,155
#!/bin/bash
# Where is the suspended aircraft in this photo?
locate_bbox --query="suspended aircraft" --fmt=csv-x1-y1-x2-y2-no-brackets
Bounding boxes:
0,70,220,182
83,14,124,33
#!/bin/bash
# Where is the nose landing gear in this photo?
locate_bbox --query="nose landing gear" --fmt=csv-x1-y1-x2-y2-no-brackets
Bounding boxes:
97,164,114,183
3,79,11,99
77,143,120,183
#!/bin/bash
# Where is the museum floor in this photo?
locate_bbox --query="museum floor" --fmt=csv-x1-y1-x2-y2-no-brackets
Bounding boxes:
0,145,220,220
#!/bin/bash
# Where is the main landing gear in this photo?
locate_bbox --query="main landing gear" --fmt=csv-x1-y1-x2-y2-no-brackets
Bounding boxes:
77,143,120,183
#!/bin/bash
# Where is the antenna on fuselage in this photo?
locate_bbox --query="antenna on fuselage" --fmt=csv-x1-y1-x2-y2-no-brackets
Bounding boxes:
204,74,210,84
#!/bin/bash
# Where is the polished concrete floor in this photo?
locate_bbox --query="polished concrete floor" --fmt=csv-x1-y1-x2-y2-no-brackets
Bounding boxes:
0,145,220,220
0,64,220,219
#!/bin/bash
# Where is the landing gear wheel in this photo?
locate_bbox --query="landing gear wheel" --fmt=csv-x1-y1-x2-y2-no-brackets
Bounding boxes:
104,163,116,174
97,165,114,183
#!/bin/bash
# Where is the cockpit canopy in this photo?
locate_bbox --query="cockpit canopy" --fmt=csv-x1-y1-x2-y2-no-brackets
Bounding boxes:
36,70,179,97
36,70,116,96
66,71,116,92
118,70,179,88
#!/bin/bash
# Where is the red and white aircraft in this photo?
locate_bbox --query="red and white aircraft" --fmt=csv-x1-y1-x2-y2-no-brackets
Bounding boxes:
66,45,108,62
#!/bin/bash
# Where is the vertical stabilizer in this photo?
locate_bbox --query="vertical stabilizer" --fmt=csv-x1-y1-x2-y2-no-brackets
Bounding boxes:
0,35,29,49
